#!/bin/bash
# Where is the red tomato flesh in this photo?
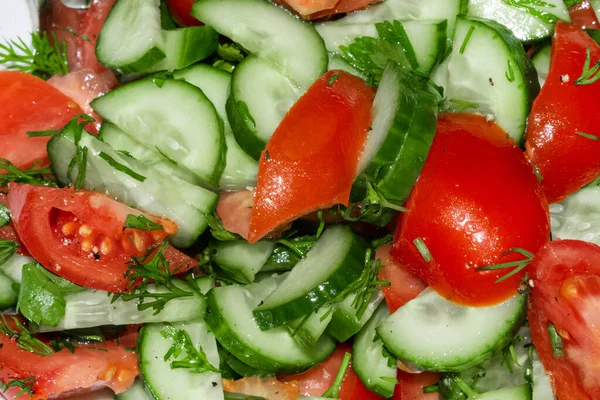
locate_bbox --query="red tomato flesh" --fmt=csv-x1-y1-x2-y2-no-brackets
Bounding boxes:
528,240,600,399
8,183,196,292
248,70,375,243
525,22,600,204
77,0,119,76
0,194,29,256
222,377,300,400
272,0,376,19
569,0,599,29
166,0,202,26
393,371,440,400
392,113,550,306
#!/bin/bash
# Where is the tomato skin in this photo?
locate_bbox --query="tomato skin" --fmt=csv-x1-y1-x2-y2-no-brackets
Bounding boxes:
222,377,300,400
8,183,196,292
0,71,83,169
248,70,375,243
78,0,119,75
272,0,375,19
525,22,600,204
376,244,427,313
392,113,550,306
392,371,440,400
166,0,202,26
0,194,29,256
528,240,600,399
569,0,599,29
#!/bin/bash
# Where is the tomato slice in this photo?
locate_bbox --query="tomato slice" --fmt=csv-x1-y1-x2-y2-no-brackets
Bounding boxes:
8,183,196,292
248,70,375,243
216,190,254,240
0,71,83,169
528,240,600,399
272,0,376,19
166,0,203,26
525,22,600,204
569,0,599,29
0,328,138,399
222,377,300,400
392,371,440,400
392,113,550,306
279,343,383,400
376,244,427,313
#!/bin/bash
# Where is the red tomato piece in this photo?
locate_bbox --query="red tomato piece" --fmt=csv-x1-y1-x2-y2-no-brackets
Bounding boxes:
8,183,196,292
0,330,138,399
0,71,83,169
248,70,375,243
376,244,427,313
569,0,599,29
216,190,254,240
0,194,29,256
222,377,300,400
272,0,376,19
392,113,550,306
40,0,86,72
77,0,119,78
166,0,202,26
528,240,600,400
393,371,440,400
525,22,600,204
279,343,383,400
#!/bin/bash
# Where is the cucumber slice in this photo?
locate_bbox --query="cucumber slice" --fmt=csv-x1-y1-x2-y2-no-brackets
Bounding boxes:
467,0,570,42
531,347,555,400
288,305,333,349
0,272,17,310
211,240,275,284
139,321,223,400
173,64,259,189
531,43,551,87
445,16,539,143
550,177,600,246
150,26,218,72
205,275,337,373
227,55,300,160
96,0,166,73
356,62,438,203
115,379,153,400
377,288,526,372
254,225,369,330
220,347,274,378
260,235,316,273
353,303,396,398
91,77,226,187
328,53,367,79
328,290,384,342
48,129,217,248
591,0,600,22
474,384,531,400
0,254,34,283
191,0,327,90
35,280,206,332
194,276,216,295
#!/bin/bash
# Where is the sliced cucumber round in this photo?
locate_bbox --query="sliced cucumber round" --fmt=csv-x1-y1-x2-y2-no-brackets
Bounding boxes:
445,16,540,144
114,379,153,400
0,253,33,283
149,26,218,72
288,305,334,349
474,384,532,400
211,240,275,284
328,289,384,342
253,225,369,330
91,77,226,188
219,347,274,378
377,288,526,372
205,275,337,374
531,43,551,88
192,0,328,90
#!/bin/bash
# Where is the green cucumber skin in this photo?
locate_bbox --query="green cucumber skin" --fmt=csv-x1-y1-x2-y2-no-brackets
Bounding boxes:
151,26,219,72
253,231,370,330
226,93,266,161
220,348,275,378
0,272,17,310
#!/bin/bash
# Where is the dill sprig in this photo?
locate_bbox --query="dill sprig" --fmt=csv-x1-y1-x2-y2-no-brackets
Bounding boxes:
0,376,36,397
0,31,68,80
575,47,600,86
0,315,54,356
160,323,220,374
0,159,56,189
322,352,352,398
476,248,534,283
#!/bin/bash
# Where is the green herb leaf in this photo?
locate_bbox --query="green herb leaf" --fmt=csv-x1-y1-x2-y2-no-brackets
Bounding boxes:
0,239,19,268
476,247,534,283
422,383,440,393
327,73,340,86
26,129,57,137
99,152,147,182
547,323,564,358
125,214,163,231
0,159,56,189
459,26,475,54
0,314,54,356
576,131,600,141
335,179,404,225
217,42,245,62
447,98,480,113
236,100,256,128
161,323,220,374
413,238,433,263
207,213,239,241
503,0,560,24
155,146,178,165
322,352,352,398
0,376,36,397
575,46,600,85
0,203,10,228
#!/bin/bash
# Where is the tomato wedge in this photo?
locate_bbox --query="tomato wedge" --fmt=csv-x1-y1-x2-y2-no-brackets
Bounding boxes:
78,0,119,76
528,240,600,399
525,22,600,204
0,72,83,169
222,377,300,400
248,70,375,243
0,194,29,256
392,113,550,306
166,0,202,26
568,0,599,29
272,0,376,19
393,371,440,400
8,184,196,292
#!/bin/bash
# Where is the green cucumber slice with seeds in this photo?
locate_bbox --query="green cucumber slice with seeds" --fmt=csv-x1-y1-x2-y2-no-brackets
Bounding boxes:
115,379,153,400
211,240,276,284
91,77,226,188
288,305,334,349
205,275,337,374
467,0,570,42
96,0,166,73
139,321,223,400
328,289,384,342
173,63,259,189
445,16,540,143
377,288,526,372
191,0,328,90
149,26,218,72
253,225,369,330
353,303,397,398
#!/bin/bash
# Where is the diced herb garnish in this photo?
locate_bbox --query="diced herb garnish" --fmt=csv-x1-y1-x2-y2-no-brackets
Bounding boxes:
476,247,534,283
161,323,220,373
447,98,480,113
207,213,239,241
0,203,10,228
327,73,340,86
413,237,433,263
99,152,147,182
217,42,245,62
26,129,57,137
322,352,352,398
575,47,600,85
503,0,560,24
0,376,36,397
156,146,178,165
547,323,564,358
0,314,54,356
125,214,164,231
459,26,476,54
576,131,600,141
0,158,56,189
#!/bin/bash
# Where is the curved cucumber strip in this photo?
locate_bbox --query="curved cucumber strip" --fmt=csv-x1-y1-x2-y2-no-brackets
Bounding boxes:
205,275,337,373
288,305,333,349
227,55,300,160
531,43,551,88
260,235,316,273
211,240,275,284
173,64,258,189
91,77,225,188
356,62,438,203
220,347,274,378
328,53,367,79
377,288,526,372
150,26,218,72
192,0,327,90
139,321,223,400
115,379,153,400
551,176,600,246
328,289,383,342
96,0,165,73
48,129,217,248
474,384,531,400
445,17,539,143
0,272,17,310
467,0,569,42
0,254,34,283
254,225,369,330
353,303,396,398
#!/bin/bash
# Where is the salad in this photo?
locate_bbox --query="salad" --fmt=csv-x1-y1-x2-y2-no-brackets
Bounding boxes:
0,0,599,399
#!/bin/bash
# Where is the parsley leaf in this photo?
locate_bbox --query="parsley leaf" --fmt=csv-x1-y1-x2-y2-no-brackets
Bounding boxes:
0,203,9,228
125,214,164,231
161,323,220,374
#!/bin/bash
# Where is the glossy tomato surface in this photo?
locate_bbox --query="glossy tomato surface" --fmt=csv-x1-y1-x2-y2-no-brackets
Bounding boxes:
392,371,440,400
392,113,550,306
272,0,376,19
8,183,196,292
166,0,202,26
0,194,28,256
528,240,600,400
568,0,599,29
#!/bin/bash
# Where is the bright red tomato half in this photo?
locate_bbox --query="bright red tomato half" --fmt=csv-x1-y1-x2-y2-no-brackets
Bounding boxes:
569,0,599,29
526,22,600,204
166,0,202,26
393,371,440,400
528,240,600,399
392,113,550,306
8,183,196,292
